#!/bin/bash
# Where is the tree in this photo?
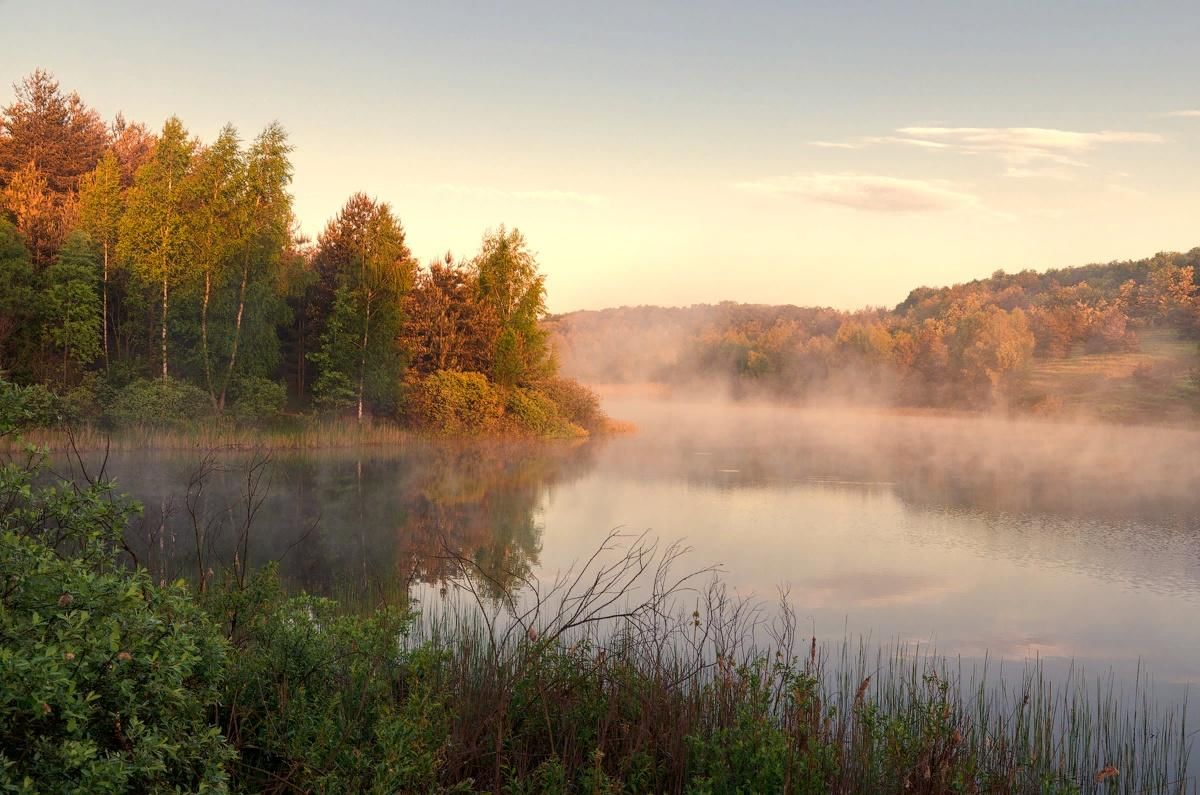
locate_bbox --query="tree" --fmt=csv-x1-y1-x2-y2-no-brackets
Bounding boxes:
41,231,101,385
401,255,499,376
0,220,35,377
0,160,57,266
77,150,124,368
473,226,551,386
117,117,194,380
952,306,1035,397
216,123,293,410
309,194,414,419
183,125,243,404
0,70,107,196
109,113,155,186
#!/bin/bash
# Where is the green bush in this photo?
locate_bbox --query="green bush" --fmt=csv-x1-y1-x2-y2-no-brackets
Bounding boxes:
535,377,608,433
0,380,62,429
104,377,213,429
504,387,585,438
205,569,451,793
229,377,287,425
407,370,505,435
0,420,233,792
0,534,233,793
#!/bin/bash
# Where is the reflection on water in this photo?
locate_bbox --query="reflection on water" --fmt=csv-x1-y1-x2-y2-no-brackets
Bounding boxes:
69,398,1200,690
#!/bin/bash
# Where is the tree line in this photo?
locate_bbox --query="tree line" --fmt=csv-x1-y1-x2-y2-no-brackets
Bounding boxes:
0,70,604,435
550,250,1200,408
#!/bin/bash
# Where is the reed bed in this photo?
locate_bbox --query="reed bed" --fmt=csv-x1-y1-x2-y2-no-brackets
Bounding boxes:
4,418,414,452
389,532,1195,793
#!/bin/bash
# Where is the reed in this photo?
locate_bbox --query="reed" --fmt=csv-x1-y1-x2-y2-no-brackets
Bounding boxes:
392,557,1194,794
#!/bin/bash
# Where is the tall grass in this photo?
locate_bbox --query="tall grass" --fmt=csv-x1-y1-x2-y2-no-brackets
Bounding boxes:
3,418,414,452
393,560,1194,794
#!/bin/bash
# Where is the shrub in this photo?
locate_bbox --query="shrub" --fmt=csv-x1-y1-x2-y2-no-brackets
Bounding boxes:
0,418,232,792
535,377,609,433
0,534,233,792
406,370,505,434
205,568,451,793
229,377,287,425
104,377,213,429
504,387,585,438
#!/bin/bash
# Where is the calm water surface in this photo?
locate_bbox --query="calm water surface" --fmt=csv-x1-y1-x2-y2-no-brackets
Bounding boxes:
83,398,1200,693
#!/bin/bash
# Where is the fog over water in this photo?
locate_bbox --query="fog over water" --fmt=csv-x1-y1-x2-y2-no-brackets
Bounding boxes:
76,397,1200,697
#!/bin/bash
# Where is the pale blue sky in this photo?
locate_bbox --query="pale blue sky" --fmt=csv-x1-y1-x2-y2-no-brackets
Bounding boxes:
4,1,1199,311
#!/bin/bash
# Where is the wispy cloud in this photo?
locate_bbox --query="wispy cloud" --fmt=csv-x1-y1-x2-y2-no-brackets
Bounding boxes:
896,126,1164,166
810,125,1164,178
1166,109,1200,118
734,172,980,213
435,184,604,205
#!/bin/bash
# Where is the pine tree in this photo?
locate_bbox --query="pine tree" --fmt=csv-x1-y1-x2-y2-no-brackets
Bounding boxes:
41,231,101,385
309,194,414,419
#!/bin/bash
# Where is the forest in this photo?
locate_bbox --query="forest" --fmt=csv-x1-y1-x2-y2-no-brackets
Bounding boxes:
0,70,606,438
550,252,1200,417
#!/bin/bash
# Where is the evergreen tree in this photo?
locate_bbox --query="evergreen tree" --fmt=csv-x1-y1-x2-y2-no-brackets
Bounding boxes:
0,220,35,378
309,194,414,419
41,231,101,385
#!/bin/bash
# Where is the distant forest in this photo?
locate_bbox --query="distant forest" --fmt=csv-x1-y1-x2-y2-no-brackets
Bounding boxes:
0,70,606,436
548,250,1200,410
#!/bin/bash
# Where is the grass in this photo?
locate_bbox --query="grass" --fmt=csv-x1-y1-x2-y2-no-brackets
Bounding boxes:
1020,329,1200,423
375,532,1196,794
395,592,1194,793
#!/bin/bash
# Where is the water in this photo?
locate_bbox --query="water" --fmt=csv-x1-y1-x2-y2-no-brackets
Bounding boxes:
75,397,1200,700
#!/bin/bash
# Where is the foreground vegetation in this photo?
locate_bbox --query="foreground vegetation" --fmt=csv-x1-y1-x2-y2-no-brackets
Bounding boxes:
1,390,1192,794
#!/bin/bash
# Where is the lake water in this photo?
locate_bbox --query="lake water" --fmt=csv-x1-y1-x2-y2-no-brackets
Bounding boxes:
79,397,1200,702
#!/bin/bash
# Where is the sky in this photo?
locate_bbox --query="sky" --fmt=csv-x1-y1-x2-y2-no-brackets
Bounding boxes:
4,0,1199,313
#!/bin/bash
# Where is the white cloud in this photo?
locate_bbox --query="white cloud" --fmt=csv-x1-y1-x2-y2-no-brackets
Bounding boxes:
435,185,603,205
810,140,864,149
734,172,980,213
1166,109,1200,118
895,126,1164,166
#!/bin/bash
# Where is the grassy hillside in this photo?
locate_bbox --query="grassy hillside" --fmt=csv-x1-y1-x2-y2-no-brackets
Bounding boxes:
1018,329,1200,423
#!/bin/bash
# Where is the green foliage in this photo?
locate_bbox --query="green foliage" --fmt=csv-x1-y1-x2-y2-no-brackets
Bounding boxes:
474,227,552,387
0,406,231,792
41,232,102,383
407,370,505,434
104,377,213,429
504,387,585,438
205,568,450,794
685,661,833,795
0,534,233,793
0,219,37,381
228,377,286,424
536,376,609,433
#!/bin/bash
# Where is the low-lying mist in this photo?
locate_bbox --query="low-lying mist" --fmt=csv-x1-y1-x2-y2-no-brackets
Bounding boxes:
597,392,1200,520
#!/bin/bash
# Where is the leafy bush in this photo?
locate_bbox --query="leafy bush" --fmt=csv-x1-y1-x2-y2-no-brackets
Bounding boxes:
229,377,287,425
0,380,62,429
406,370,505,435
0,410,232,792
104,377,213,429
205,569,451,793
0,533,233,792
535,377,609,433
504,387,585,438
